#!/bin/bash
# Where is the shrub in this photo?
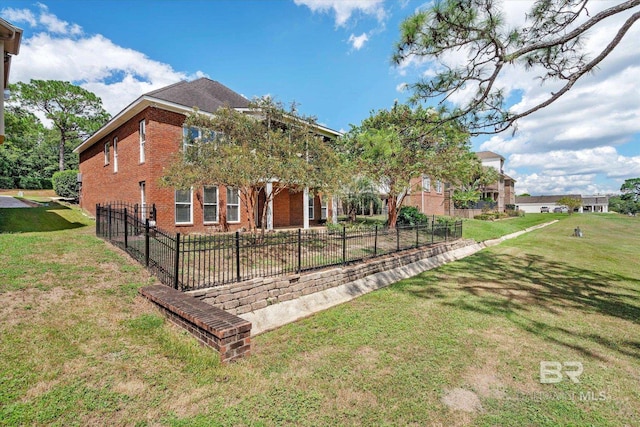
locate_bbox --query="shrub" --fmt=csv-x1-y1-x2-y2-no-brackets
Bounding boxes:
0,176,15,189
52,170,79,198
397,206,429,226
18,176,42,190
40,178,53,190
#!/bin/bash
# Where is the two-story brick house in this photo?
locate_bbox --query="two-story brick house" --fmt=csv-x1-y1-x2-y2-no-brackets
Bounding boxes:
74,78,341,233
476,151,516,211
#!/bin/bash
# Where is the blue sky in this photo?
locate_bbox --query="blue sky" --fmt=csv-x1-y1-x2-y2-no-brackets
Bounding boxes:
3,0,639,196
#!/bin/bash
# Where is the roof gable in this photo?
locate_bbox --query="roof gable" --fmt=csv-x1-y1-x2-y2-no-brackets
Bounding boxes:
146,78,250,112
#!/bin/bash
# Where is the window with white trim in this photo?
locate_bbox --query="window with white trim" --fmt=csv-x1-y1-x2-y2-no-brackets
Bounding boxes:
436,180,443,193
308,194,315,220
175,188,193,224
183,126,218,152
113,137,118,173
203,186,218,223
226,187,240,223
422,176,431,192
320,197,328,220
139,120,146,163
104,141,110,165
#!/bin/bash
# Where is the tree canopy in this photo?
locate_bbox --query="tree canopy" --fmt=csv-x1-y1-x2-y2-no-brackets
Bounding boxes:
341,103,472,228
393,0,640,135
161,98,343,233
10,80,110,171
557,196,582,214
451,157,500,208
620,177,640,201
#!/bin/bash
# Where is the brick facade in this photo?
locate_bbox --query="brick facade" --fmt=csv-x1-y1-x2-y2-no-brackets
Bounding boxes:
403,176,447,216
79,106,328,234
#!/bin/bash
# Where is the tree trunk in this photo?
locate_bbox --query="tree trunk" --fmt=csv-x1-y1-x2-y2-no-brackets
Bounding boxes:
59,136,65,171
387,195,398,229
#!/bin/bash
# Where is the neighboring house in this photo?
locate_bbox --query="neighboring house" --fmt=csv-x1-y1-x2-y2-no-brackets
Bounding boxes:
515,194,584,213
580,196,609,213
476,151,516,212
0,18,22,145
403,175,447,216
74,78,341,233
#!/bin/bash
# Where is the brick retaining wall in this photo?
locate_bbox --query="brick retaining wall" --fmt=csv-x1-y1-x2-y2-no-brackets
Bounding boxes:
189,239,474,316
139,285,251,363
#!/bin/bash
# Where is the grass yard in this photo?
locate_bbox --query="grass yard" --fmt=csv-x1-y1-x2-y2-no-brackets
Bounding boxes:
462,212,567,242
0,202,638,426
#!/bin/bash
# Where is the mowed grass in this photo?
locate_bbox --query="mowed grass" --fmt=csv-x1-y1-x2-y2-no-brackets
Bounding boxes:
0,204,638,426
462,212,566,242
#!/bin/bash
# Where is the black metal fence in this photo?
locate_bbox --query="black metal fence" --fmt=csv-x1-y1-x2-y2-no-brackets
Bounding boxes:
96,203,462,291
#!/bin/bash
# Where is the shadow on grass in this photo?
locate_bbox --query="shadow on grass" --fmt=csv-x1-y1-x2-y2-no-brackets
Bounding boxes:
396,251,640,360
0,202,88,233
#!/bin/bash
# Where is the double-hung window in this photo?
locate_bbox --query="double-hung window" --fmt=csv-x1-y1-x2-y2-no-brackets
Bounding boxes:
139,120,146,163
175,188,193,224
308,195,315,220
203,186,219,223
183,126,218,153
113,137,118,173
226,187,240,223
436,180,443,193
422,176,431,192
320,197,328,220
104,141,110,165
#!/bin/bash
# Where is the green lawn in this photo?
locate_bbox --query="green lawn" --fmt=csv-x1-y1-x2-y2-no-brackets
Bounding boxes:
462,212,567,242
1,204,638,426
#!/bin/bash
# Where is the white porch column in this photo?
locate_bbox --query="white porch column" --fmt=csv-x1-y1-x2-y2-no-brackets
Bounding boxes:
303,187,310,229
0,40,5,144
265,181,273,230
331,195,338,224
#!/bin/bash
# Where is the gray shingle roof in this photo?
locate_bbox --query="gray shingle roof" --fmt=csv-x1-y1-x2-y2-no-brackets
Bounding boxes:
476,151,505,160
146,78,250,113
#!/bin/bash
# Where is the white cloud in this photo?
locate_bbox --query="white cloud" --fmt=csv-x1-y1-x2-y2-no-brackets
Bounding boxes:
4,6,206,116
396,82,407,92
348,32,369,50
294,0,386,27
1,7,37,27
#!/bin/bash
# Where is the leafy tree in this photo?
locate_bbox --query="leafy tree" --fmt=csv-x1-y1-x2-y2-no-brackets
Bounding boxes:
620,177,640,201
10,80,110,171
341,103,471,228
518,193,531,197
393,0,640,134
339,176,381,222
162,98,343,233
451,154,500,208
556,196,582,214
609,195,639,214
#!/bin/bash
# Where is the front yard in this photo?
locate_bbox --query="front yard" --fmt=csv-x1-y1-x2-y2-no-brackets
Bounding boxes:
0,201,638,426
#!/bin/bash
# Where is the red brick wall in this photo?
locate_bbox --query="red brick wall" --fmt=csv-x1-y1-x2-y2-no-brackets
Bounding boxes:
79,106,325,233
404,177,446,216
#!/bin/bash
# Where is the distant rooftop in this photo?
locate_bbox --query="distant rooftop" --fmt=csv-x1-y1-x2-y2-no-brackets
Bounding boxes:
516,194,581,204
476,151,505,161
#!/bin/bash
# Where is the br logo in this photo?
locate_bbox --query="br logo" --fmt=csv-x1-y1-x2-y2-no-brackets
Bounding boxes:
540,361,583,384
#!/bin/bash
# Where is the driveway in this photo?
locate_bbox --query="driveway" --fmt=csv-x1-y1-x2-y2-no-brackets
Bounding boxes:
0,195,32,208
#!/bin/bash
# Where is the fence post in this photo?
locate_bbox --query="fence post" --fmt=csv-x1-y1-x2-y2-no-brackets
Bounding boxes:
145,219,150,267
445,222,448,241
396,226,400,252
415,224,419,248
235,231,241,282
374,225,378,256
174,233,181,290
431,220,434,244
108,206,112,240
342,225,346,266
124,208,128,249
297,228,302,273
95,204,100,236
